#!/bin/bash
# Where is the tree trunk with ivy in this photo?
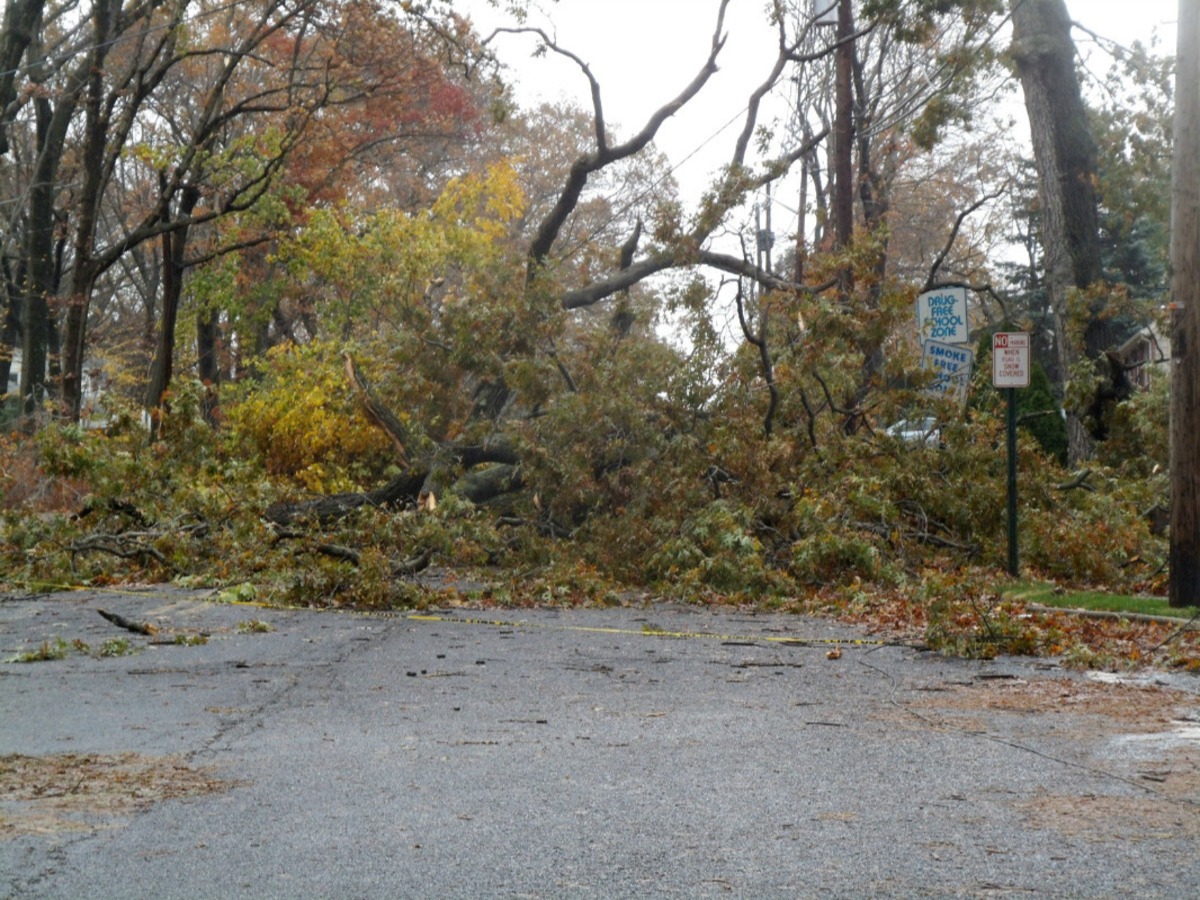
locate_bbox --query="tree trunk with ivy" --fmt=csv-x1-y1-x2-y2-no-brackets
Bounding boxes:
1010,0,1105,467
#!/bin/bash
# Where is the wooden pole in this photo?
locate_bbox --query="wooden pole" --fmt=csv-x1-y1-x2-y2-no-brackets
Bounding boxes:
1170,0,1200,605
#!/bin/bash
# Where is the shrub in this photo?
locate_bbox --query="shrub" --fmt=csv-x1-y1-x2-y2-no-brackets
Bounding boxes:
225,341,394,492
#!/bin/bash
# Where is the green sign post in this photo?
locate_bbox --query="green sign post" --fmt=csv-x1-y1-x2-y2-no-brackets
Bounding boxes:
993,333,1030,577
1005,387,1018,575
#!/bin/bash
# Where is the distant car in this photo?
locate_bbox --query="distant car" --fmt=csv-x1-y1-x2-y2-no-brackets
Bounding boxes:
886,417,941,447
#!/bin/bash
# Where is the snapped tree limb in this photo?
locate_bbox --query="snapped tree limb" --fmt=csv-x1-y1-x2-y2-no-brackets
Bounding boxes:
97,608,158,636
344,352,415,464
264,472,427,527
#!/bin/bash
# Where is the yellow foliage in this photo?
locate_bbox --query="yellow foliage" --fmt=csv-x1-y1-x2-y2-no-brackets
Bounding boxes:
433,159,526,246
225,341,394,492
275,159,525,327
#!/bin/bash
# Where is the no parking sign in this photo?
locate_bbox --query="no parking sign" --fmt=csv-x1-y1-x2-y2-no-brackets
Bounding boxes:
992,332,1030,388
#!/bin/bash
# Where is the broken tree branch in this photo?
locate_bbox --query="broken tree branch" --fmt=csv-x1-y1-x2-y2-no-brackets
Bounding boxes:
264,471,428,526
518,0,731,273
1056,469,1095,492
344,353,415,464
396,547,433,576
97,608,158,636
69,534,171,569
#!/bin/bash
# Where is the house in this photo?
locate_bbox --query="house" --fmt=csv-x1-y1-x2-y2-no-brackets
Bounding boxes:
1115,323,1170,391
3,349,112,427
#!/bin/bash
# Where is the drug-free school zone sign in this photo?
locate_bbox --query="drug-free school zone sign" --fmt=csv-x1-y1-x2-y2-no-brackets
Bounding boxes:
916,287,969,345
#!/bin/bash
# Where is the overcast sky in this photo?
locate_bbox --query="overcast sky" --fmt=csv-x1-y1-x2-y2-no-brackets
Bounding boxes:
459,0,1178,304
462,0,1178,207
457,0,1178,348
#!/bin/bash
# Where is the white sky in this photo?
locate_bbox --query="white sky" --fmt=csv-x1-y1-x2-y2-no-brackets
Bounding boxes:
462,0,1178,212
459,0,1178,347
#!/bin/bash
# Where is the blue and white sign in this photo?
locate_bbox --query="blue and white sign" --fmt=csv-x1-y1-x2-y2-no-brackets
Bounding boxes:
922,340,974,404
917,287,970,345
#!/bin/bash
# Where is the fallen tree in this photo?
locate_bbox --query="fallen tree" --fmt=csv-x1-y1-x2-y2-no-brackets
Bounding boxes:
263,2,840,524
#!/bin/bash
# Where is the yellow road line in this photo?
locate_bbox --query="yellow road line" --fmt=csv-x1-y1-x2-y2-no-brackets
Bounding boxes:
5,581,893,646
404,613,892,646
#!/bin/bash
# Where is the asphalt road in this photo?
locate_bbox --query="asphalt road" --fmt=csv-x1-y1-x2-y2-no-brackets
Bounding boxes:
3,587,1200,899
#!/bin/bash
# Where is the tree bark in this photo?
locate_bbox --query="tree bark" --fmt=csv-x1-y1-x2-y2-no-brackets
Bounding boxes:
0,257,18,401
20,85,78,424
60,0,121,420
196,308,221,422
1169,0,1200,606
0,0,44,156
1010,0,1103,466
833,0,854,261
264,472,427,527
144,181,200,432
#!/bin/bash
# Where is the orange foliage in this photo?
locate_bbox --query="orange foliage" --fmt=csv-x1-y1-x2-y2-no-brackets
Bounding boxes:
0,434,90,514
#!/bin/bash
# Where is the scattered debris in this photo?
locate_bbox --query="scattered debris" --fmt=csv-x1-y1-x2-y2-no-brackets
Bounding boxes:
0,753,242,838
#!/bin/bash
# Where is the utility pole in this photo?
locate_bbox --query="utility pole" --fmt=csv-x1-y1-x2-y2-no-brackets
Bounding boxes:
1170,0,1200,606
833,0,854,263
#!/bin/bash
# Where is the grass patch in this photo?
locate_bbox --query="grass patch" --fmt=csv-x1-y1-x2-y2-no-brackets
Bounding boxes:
6,635,143,662
99,637,133,657
236,619,273,634
1002,581,1200,621
9,638,71,663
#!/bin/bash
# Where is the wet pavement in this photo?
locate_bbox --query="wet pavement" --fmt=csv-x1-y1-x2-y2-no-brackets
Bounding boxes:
3,587,1200,898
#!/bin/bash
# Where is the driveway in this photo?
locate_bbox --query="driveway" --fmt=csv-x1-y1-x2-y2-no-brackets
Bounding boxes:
3,587,1199,898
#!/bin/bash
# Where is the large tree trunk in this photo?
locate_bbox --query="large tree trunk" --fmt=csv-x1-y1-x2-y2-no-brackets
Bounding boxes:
1169,0,1200,606
1010,0,1104,466
0,258,18,401
19,94,66,425
833,0,854,260
0,0,44,157
145,182,200,432
847,27,893,429
60,0,119,421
